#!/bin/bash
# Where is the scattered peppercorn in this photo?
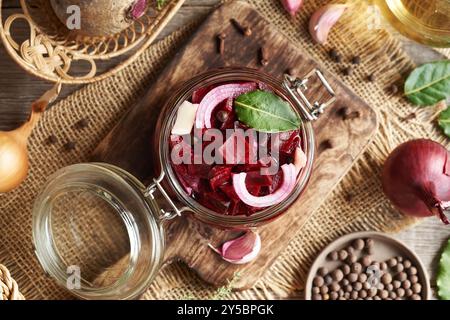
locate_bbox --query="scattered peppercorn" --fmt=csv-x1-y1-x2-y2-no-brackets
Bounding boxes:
342,66,353,76
47,134,57,145
64,141,76,151
351,56,361,65
75,118,89,130
367,73,376,82
389,84,399,94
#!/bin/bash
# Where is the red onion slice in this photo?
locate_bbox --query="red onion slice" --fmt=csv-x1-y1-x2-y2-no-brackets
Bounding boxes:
233,164,297,208
195,82,257,129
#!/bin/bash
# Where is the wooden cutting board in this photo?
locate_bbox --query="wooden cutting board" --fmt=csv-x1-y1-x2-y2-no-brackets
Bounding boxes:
92,1,378,290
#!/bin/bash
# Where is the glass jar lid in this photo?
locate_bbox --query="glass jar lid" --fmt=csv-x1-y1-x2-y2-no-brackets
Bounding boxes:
32,163,165,300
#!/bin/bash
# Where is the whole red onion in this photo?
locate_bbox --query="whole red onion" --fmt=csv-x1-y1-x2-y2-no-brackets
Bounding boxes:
382,139,450,224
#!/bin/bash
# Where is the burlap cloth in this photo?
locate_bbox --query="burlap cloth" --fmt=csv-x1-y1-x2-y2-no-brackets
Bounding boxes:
0,0,448,300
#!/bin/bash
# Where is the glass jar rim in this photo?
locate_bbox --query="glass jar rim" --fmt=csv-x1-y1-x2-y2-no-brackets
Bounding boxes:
158,67,316,228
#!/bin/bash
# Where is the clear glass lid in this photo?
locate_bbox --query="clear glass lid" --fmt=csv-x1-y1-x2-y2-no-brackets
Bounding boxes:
32,163,165,300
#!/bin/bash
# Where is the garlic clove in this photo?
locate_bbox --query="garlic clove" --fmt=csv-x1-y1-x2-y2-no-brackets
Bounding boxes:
309,4,349,44
171,100,199,135
208,231,261,265
280,0,304,17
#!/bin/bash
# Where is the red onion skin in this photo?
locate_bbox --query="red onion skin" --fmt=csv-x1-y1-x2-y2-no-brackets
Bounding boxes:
382,139,450,224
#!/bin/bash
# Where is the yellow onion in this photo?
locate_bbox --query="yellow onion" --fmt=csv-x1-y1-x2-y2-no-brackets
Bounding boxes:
0,83,61,193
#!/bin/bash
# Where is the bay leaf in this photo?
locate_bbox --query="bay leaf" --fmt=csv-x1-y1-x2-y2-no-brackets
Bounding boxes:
235,90,301,133
439,106,450,139
438,239,450,300
405,60,450,106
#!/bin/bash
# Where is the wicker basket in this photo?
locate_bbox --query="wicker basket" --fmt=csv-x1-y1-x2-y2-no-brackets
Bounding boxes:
0,0,186,84
0,264,24,300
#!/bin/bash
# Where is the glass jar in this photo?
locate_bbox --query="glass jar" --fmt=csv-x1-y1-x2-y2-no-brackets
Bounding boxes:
32,67,336,300
374,0,450,47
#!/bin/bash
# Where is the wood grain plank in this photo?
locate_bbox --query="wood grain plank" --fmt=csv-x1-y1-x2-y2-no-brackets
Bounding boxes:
92,1,378,289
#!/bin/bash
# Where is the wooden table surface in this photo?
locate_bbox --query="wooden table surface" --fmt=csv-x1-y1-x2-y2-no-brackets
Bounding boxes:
1,0,449,299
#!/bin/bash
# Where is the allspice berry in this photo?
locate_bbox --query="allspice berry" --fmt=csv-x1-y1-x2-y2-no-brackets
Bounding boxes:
338,249,348,261
348,273,358,283
313,276,324,287
351,263,362,274
360,256,372,267
330,282,340,292
397,288,405,298
332,269,344,282
412,283,422,294
330,292,339,300
396,272,407,282
320,286,329,294
353,282,363,291
312,287,320,294
352,239,365,250
388,258,397,268
350,291,358,300
408,267,418,276
359,290,368,298
318,267,328,277
328,251,339,261
325,275,333,285
312,294,322,300
358,273,367,283
342,264,351,276
380,262,388,271
347,254,357,264
381,273,392,285
405,288,413,297
402,280,411,290
410,275,419,284
403,260,412,269
395,263,405,273
411,294,421,300
393,280,401,289
380,290,389,299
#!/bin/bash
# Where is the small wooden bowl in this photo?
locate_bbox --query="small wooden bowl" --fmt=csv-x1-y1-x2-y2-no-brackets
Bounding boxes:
0,0,185,84
305,231,431,300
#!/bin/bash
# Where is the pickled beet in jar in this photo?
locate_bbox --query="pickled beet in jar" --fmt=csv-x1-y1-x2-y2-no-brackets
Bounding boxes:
32,67,336,299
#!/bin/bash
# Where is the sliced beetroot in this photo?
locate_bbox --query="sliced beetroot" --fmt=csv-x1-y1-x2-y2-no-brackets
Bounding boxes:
280,131,300,154
246,170,273,187
220,184,241,203
247,184,262,197
192,85,215,104
269,170,283,193
200,191,230,213
218,130,249,165
187,163,212,179
209,166,232,191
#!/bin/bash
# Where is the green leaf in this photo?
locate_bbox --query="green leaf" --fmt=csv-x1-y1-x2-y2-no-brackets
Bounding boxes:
438,106,450,139
235,90,301,133
437,239,450,300
405,60,450,106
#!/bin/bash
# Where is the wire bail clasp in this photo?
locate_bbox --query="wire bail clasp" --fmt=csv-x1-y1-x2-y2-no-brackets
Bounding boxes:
144,172,186,221
283,69,337,121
